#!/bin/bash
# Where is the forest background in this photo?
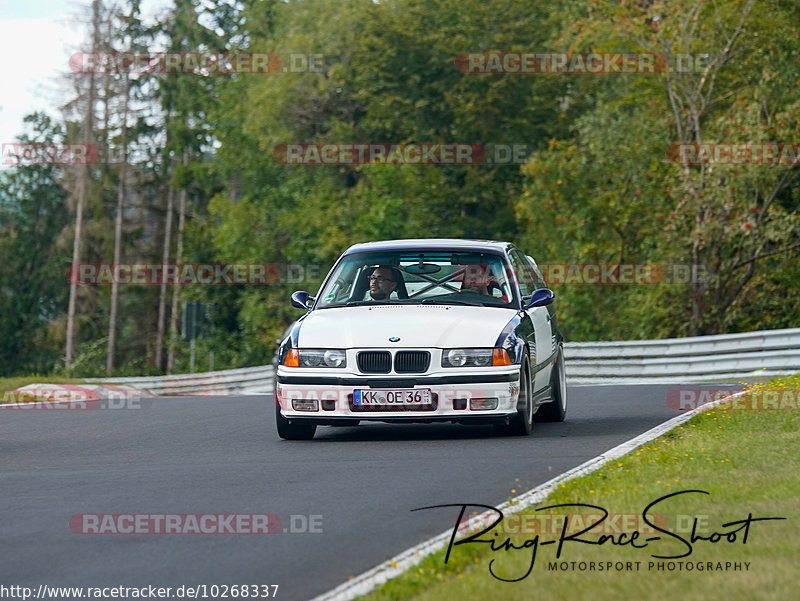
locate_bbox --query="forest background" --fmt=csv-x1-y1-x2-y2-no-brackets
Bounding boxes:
1,0,798,377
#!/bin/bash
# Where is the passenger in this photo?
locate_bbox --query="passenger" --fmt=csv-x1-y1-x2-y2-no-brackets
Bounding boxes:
461,280,490,295
461,265,491,295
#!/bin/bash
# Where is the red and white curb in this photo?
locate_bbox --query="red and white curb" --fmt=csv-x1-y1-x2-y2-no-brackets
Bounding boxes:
309,389,751,601
3,383,156,408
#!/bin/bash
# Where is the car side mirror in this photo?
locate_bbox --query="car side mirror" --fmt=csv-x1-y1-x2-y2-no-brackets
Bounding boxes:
290,290,315,310
523,288,555,309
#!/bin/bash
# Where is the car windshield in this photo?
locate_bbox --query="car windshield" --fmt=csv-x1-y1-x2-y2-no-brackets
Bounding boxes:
316,250,517,308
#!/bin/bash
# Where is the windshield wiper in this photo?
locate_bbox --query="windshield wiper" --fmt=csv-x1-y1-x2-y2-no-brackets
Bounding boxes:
420,298,484,306
343,298,488,307
345,300,392,306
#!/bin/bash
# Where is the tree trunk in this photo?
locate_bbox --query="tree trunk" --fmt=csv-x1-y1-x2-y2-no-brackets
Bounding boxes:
65,165,87,371
107,75,129,373
65,0,100,372
155,164,176,372
167,152,188,374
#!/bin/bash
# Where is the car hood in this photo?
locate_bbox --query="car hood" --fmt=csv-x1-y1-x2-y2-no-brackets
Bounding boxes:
297,305,518,348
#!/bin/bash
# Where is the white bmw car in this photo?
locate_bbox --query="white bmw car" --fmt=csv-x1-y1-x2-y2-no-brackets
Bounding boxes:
274,239,566,439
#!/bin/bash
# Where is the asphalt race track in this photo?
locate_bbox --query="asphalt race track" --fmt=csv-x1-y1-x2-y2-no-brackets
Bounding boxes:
0,384,740,600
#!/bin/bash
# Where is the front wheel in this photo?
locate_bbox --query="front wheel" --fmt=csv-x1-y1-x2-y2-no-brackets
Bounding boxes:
495,358,533,436
535,346,567,422
275,403,317,440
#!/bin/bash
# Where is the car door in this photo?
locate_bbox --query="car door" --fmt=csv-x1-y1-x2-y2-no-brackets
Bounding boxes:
509,249,554,392
527,253,560,355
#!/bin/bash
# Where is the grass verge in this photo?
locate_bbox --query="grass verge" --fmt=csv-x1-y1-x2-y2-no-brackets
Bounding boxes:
361,375,800,601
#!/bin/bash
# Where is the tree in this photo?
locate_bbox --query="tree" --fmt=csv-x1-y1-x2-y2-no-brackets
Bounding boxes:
517,0,800,338
65,0,102,371
0,114,71,375
108,0,150,373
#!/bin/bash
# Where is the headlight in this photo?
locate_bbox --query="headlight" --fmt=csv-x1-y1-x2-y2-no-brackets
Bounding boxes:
323,349,346,367
441,348,494,368
292,349,347,368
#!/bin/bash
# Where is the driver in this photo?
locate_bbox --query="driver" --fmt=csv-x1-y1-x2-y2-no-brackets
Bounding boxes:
368,266,398,300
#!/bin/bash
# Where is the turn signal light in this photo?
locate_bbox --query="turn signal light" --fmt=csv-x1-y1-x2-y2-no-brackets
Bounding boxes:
284,349,299,367
492,348,512,366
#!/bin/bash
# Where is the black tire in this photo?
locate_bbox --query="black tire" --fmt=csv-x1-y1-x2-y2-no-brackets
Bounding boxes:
495,358,533,436
275,403,317,440
535,345,567,423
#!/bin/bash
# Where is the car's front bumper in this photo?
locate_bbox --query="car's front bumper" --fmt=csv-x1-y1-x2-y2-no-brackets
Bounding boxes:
275,369,521,425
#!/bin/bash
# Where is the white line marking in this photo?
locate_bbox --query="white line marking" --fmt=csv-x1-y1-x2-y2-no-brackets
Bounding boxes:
308,389,751,601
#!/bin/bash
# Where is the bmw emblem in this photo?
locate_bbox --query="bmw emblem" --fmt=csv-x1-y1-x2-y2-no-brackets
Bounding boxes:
389,337,400,342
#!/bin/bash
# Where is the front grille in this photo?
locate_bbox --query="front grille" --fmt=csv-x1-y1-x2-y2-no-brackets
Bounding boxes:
394,351,430,373
357,351,392,373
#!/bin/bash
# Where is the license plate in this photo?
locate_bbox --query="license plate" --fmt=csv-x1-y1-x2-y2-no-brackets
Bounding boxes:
353,389,431,406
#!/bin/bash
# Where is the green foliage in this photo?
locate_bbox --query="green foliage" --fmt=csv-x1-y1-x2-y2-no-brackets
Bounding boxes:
517,0,800,339
0,113,71,375
2,0,799,377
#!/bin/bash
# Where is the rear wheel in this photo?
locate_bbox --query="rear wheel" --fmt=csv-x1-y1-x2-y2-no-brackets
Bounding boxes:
275,403,317,440
535,346,567,422
495,358,533,436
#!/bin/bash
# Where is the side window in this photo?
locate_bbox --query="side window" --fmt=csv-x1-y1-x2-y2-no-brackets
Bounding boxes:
525,255,547,289
508,250,537,297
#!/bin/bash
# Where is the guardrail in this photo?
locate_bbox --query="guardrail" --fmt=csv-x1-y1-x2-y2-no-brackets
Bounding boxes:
564,327,800,384
91,327,800,393
94,365,275,396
